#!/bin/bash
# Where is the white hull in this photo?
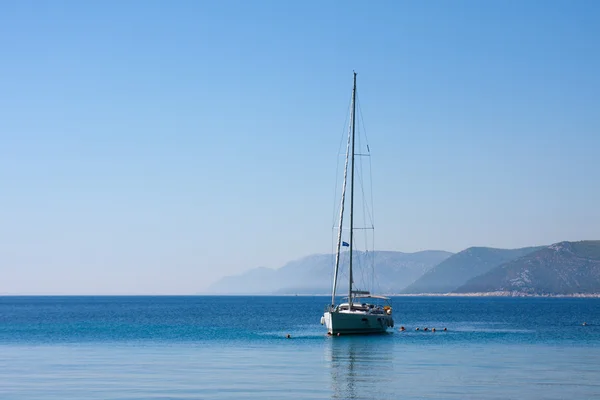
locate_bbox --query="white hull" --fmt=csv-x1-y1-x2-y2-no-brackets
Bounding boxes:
322,310,394,335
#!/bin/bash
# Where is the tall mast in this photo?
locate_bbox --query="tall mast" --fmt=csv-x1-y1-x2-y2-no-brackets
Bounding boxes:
330,91,353,306
348,71,357,309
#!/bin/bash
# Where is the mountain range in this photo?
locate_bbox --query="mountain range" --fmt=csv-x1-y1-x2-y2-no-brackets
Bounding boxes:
205,240,600,296
401,246,545,294
206,250,452,295
455,241,600,295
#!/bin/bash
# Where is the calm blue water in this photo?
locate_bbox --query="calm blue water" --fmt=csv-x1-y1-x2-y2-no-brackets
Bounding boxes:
1,296,599,399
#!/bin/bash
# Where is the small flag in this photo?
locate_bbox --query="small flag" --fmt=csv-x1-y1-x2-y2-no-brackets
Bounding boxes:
342,241,349,247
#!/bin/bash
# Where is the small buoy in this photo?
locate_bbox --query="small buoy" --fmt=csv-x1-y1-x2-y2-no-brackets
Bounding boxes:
415,327,419,331
337,333,341,336
432,328,436,332
424,327,428,331
286,334,291,339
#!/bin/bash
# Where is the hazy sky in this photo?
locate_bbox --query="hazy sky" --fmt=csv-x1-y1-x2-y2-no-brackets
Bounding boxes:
1,1,599,294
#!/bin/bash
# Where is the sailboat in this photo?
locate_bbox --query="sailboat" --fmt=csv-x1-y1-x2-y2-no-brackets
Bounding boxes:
320,72,394,335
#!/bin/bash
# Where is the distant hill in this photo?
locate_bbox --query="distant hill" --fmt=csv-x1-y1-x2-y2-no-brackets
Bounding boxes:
455,241,600,295
205,250,453,295
400,246,545,294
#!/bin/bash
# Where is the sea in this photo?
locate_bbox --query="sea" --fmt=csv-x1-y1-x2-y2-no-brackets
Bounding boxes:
1,296,599,400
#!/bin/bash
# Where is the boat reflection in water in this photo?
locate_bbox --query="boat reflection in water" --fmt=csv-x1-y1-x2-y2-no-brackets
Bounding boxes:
325,336,395,399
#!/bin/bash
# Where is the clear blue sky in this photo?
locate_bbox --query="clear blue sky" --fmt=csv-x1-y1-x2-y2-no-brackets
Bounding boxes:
1,1,599,294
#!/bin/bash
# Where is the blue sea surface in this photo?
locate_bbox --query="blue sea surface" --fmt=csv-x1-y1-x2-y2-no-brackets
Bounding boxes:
1,296,599,399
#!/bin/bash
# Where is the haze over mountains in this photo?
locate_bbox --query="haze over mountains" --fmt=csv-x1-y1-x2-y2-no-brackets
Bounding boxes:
206,241,600,296
207,250,452,295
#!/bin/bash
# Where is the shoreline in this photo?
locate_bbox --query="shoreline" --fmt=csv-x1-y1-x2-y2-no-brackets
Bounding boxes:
389,291,600,298
199,292,600,298
2,292,600,298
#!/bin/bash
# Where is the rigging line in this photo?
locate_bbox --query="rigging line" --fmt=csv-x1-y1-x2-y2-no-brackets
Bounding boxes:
354,109,372,234
349,238,364,291
355,112,372,294
358,250,367,291
358,237,368,291
354,141,374,231
359,167,373,228
357,112,374,232
355,97,375,229
349,96,371,294
357,94,377,294
370,243,375,294
369,150,376,293
360,100,373,230
330,96,353,231
352,234,370,292
338,250,350,287
356,94,371,148
357,95,376,230
367,150,376,296
356,113,370,264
